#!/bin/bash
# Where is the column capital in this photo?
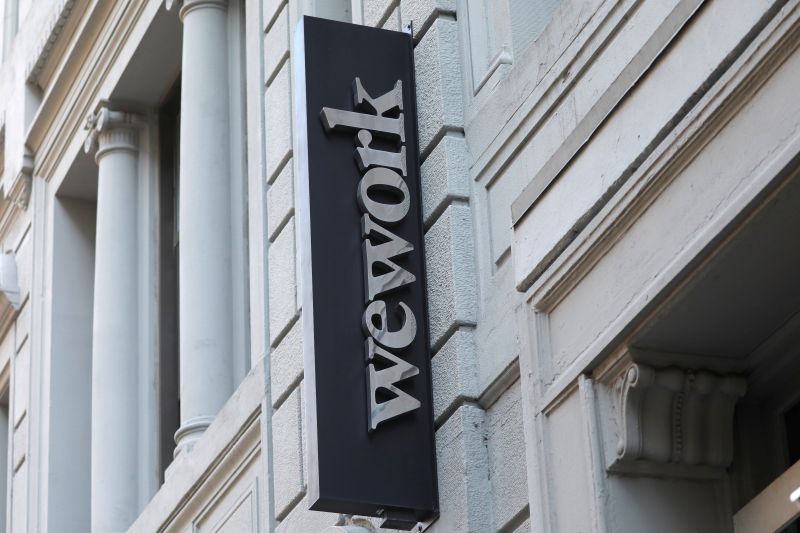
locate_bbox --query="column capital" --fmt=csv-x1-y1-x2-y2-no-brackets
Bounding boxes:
84,104,143,162
165,0,227,21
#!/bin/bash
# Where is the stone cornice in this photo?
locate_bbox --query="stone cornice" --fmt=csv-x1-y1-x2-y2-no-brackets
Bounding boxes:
25,0,79,89
25,0,156,183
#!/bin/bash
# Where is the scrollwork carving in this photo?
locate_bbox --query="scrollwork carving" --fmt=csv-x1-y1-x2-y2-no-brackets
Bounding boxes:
609,362,746,479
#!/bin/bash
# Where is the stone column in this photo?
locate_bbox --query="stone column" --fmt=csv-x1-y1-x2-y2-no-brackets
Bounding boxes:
84,106,142,533
169,0,234,455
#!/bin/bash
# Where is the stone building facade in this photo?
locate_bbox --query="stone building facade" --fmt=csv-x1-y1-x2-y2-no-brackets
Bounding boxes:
0,0,797,531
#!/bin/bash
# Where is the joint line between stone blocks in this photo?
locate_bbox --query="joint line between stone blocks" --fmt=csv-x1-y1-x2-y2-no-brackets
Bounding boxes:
412,9,458,45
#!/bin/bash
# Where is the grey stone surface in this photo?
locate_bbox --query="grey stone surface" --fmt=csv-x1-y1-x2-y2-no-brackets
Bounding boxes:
428,404,491,533
263,2,289,86
268,218,297,346
431,327,478,424
400,0,455,41
420,133,470,227
265,62,293,183
413,18,464,155
263,0,286,32
275,495,339,533
381,5,401,31
270,318,303,408
267,159,295,242
424,204,477,350
487,380,529,530
362,0,396,27
272,386,305,519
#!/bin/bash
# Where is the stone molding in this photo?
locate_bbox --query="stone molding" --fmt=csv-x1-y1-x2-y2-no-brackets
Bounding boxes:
26,0,78,88
84,105,142,161
607,358,746,479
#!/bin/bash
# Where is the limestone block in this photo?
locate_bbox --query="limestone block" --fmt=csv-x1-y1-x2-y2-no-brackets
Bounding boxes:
265,62,293,184
15,226,31,301
363,0,396,27
272,385,304,519
428,404,491,533
12,463,26,531
381,6,401,31
13,341,28,426
263,0,285,32
267,160,294,242
269,219,297,346
545,388,593,533
14,299,29,353
275,495,338,533
424,204,477,350
264,2,290,86
270,318,303,407
420,134,469,227
413,17,463,155
487,380,529,530
431,328,478,425
400,0,455,41
12,413,26,471
0,332,12,375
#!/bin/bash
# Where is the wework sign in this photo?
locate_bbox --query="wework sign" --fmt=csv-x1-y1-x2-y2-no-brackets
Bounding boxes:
293,16,438,530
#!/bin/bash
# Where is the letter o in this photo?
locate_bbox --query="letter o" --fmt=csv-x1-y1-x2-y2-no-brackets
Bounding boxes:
357,167,410,223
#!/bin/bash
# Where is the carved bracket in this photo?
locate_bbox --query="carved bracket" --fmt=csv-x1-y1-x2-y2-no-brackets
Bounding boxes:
609,362,746,479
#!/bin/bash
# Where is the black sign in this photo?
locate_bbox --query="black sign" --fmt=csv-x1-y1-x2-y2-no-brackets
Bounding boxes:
293,16,438,530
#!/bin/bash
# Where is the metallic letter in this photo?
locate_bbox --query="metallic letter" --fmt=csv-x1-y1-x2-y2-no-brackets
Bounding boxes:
365,338,420,431
354,78,403,116
357,167,410,223
362,300,417,350
362,214,416,302
320,109,405,141
320,78,405,141
355,130,406,175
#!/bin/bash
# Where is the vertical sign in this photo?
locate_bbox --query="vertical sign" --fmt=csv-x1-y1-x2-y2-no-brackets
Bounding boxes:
294,16,438,530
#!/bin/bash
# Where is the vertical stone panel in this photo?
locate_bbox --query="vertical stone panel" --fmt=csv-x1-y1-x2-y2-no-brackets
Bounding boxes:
413,18,464,154
272,385,305,518
431,328,478,423
420,134,470,227
428,404,492,533
267,159,294,242
265,62,293,183
270,319,303,407
363,0,396,27
487,380,529,530
545,387,593,533
11,462,26,532
264,2,290,85
424,204,477,350
13,340,28,426
268,218,297,346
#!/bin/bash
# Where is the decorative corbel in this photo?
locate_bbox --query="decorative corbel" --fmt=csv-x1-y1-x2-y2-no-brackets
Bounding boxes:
608,360,747,479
